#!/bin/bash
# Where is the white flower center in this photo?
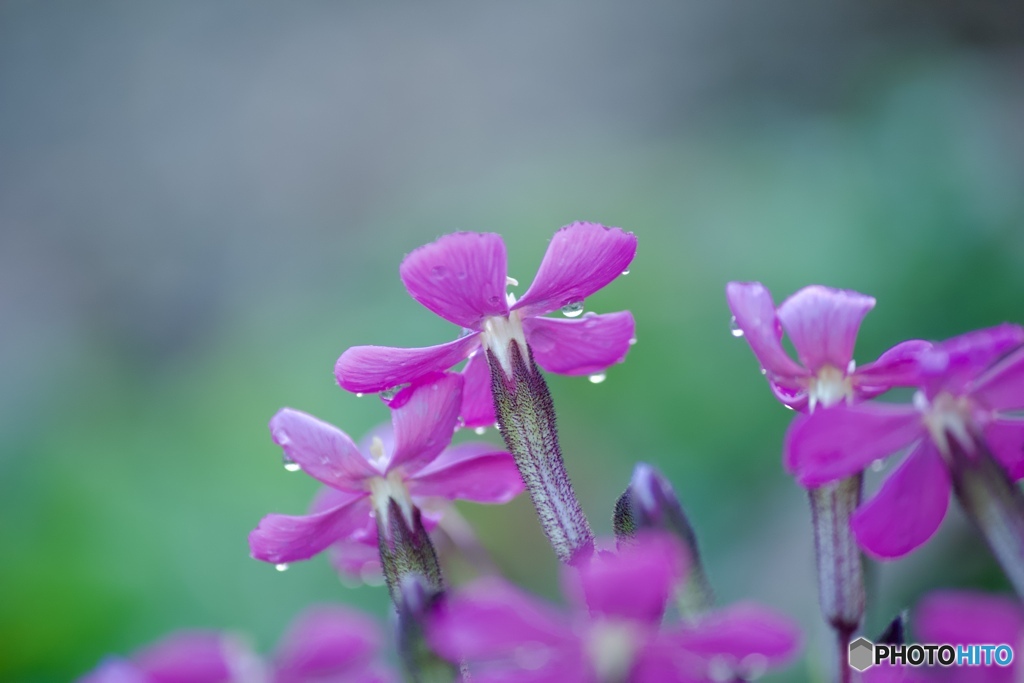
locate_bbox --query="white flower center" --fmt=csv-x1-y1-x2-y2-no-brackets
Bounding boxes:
481,309,528,379
807,364,854,412
918,391,976,457
368,470,415,529
585,620,638,682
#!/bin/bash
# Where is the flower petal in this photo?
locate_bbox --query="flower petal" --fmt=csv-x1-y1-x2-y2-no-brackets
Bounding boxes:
776,285,875,373
784,403,922,487
916,590,1024,647
249,496,370,564
427,578,575,661
460,351,496,428
77,659,148,683
408,443,523,503
985,417,1024,481
512,222,636,317
918,324,1024,398
725,282,806,387
851,441,950,559
135,632,261,683
335,334,481,394
972,346,1024,412
669,602,802,664
853,339,932,398
273,606,383,683
269,409,378,491
523,311,636,376
399,232,509,328
386,373,462,474
567,531,687,624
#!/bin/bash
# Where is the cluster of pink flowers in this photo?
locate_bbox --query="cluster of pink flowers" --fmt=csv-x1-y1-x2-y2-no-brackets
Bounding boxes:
80,229,1024,683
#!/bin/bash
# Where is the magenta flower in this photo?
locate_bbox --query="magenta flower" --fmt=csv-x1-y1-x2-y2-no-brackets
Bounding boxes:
272,605,395,683
428,532,800,682
77,631,262,683
248,373,524,565
336,223,637,427
787,325,1024,558
726,282,929,412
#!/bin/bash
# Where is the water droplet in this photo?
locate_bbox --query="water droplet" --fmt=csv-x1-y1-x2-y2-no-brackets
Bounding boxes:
588,373,606,384
355,392,364,398
621,269,630,275
561,301,584,318
474,426,487,435
381,385,406,403
628,337,637,346
729,316,744,337
739,653,768,680
870,459,886,473
283,454,302,472
275,563,289,572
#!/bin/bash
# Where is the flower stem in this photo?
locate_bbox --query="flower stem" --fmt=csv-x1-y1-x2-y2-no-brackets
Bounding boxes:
808,475,864,683
946,431,1024,598
487,342,595,565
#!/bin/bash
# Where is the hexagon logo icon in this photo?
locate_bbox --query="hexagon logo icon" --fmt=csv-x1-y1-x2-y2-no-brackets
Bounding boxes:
849,637,875,672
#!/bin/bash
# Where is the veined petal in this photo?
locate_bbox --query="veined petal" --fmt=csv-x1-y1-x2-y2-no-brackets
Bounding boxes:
852,441,950,559
854,339,932,397
335,334,481,394
512,222,636,318
249,496,370,564
725,282,806,386
918,324,1024,398
523,311,635,376
427,579,575,661
135,632,260,683
461,352,496,428
273,606,382,683
668,602,802,664
916,591,1024,647
776,285,875,373
785,403,922,487
386,373,462,474
567,531,687,625
985,418,1024,481
972,346,1024,412
269,409,378,491
408,443,524,503
400,232,509,328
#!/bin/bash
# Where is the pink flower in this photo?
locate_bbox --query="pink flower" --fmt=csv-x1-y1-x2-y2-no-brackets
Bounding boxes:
77,632,261,683
428,532,801,682
726,282,929,412
248,373,523,565
787,325,1024,559
336,223,637,427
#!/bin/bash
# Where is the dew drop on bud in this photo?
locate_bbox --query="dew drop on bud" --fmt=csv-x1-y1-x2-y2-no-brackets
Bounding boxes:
283,454,301,472
474,426,486,435
275,563,289,572
729,316,744,337
561,301,584,318
588,373,606,384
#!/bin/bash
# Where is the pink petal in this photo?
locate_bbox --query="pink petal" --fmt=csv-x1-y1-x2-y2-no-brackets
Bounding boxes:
725,282,807,388
784,403,922,487
916,590,1024,647
851,441,950,559
329,535,382,580
985,418,1024,480
77,659,148,683
512,222,637,318
461,352,496,428
386,373,462,474
776,285,875,373
669,602,802,664
427,579,575,662
523,311,636,376
273,605,383,683
408,443,524,503
973,347,1024,412
269,409,378,491
853,339,932,397
567,531,687,624
918,324,1024,398
135,632,260,683
335,334,481,394
249,496,370,564
399,232,509,328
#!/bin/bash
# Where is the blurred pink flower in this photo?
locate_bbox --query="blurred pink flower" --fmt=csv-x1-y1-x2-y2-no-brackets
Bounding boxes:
336,223,637,427
249,373,522,565
787,325,1024,558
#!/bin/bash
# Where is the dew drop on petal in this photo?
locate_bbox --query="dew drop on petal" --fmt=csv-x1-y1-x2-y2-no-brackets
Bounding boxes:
621,269,630,275
283,454,302,472
275,563,289,572
628,337,637,346
561,301,585,318
739,654,768,680
729,316,744,337
588,373,606,384
355,392,364,398
870,458,886,473
474,426,487,435
381,385,406,403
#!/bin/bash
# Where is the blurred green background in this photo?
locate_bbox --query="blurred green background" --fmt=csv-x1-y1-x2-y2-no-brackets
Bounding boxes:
2,2,1023,681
